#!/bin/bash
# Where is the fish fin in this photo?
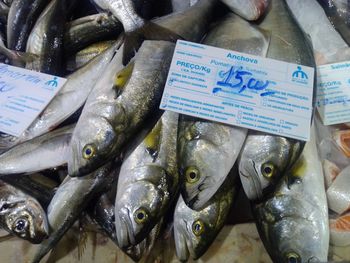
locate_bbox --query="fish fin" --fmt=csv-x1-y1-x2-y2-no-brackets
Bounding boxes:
122,22,183,65
113,61,135,97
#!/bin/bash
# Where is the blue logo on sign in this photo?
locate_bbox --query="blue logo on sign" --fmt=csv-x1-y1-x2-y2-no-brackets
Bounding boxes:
292,66,308,79
45,77,58,88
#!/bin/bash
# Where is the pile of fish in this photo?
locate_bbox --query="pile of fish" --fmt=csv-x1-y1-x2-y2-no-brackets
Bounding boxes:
0,0,349,262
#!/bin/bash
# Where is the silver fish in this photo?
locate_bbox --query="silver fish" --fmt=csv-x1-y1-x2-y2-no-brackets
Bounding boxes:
178,13,270,210
31,162,116,263
69,0,218,177
221,0,270,20
174,168,237,261
252,126,329,263
0,180,48,243
238,0,315,201
0,125,73,175
115,111,178,248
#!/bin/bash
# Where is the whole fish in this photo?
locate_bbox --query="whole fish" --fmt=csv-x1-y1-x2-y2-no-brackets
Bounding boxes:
238,0,315,201
69,0,218,177
26,0,78,75
316,0,350,46
7,0,50,51
0,125,73,175
0,180,48,243
64,13,122,56
174,168,237,261
92,0,182,65
178,13,270,210
221,0,270,20
287,0,350,65
31,162,116,263
252,126,329,263
90,193,162,261
115,111,179,248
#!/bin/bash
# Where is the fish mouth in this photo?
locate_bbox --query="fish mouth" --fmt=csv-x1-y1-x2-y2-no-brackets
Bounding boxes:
239,159,263,200
115,207,136,248
174,219,190,261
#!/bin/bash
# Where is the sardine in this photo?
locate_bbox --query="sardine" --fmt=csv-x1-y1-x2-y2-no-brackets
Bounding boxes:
174,168,237,261
0,180,48,243
252,126,329,263
7,0,50,51
238,0,315,201
31,162,116,263
64,13,122,56
92,0,182,65
221,0,270,20
0,125,73,175
178,13,270,210
69,0,218,177
114,111,179,248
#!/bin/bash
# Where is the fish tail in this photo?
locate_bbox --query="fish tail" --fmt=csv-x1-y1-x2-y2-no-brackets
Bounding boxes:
122,22,183,65
0,45,38,67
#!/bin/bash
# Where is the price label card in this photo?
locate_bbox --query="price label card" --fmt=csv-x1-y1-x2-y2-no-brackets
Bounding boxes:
160,40,314,141
317,61,350,125
0,63,66,137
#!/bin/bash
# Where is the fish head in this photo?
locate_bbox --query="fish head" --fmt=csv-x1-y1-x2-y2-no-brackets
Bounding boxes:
115,166,167,248
69,113,126,176
254,195,328,263
174,196,221,261
238,134,303,200
0,196,48,243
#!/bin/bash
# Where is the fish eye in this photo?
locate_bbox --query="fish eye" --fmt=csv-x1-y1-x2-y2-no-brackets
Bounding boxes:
134,208,149,224
192,220,205,236
82,144,96,160
13,218,28,233
185,167,200,184
285,252,301,263
261,163,275,179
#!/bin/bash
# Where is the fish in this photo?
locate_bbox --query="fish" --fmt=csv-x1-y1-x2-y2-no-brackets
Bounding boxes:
287,0,350,65
90,193,162,261
64,13,122,56
0,1,8,23
92,0,182,65
252,126,329,263
177,12,270,210
221,0,270,21
0,125,73,176
330,212,350,246
31,162,116,263
114,111,179,248
0,180,48,243
174,167,237,261
327,164,350,214
7,0,50,52
68,0,221,177
322,159,340,189
316,0,350,46
26,0,78,75
238,0,315,201
66,40,115,71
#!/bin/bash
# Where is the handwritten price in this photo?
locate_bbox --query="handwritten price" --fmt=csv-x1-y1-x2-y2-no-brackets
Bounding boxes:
213,66,275,97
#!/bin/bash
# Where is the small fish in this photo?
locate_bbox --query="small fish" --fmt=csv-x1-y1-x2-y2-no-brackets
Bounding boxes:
7,0,50,51
327,164,350,214
31,162,116,263
178,13,269,210
0,180,48,243
221,0,270,21
174,168,237,261
64,13,122,56
253,126,329,263
0,125,73,176
115,111,179,248
92,0,182,65
330,212,350,246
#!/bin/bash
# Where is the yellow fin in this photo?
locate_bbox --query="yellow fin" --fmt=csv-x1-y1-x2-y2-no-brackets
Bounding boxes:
113,61,134,93
144,120,162,158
